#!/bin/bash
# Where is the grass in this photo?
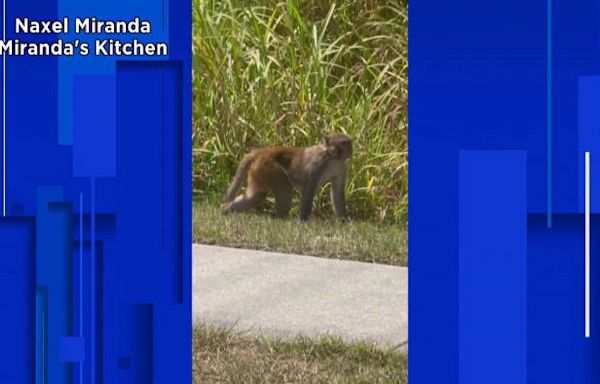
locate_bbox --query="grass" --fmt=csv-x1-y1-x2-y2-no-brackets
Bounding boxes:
192,0,408,223
194,199,407,266
193,323,408,384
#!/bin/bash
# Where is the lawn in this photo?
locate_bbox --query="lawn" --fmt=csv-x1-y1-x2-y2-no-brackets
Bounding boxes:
193,323,408,384
193,199,407,266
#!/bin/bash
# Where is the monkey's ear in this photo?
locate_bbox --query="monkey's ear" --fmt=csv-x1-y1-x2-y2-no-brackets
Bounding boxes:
320,136,330,146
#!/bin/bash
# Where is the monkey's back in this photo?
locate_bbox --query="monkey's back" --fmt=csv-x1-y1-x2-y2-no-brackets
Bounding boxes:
247,146,309,189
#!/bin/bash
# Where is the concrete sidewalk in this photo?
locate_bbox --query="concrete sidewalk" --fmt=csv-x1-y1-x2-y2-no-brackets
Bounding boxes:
192,244,407,348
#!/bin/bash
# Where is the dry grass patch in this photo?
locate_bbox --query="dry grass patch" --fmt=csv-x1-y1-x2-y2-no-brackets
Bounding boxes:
193,324,408,384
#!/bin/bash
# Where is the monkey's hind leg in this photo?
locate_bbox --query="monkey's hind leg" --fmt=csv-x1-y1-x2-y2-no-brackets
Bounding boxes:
272,183,293,218
220,188,266,214
257,163,293,218
247,157,294,219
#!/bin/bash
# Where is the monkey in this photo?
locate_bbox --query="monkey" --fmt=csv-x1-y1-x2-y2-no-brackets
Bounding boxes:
220,133,353,221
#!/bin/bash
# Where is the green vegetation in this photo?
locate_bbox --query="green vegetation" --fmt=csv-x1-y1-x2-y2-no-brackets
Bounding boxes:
193,0,408,223
193,323,408,384
194,200,407,266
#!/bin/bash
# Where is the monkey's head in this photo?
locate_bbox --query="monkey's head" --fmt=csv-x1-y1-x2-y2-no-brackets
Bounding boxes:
321,133,353,160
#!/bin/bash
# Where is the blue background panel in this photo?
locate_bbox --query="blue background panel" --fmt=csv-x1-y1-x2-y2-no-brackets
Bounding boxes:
0,0,191,382
410,0,600,383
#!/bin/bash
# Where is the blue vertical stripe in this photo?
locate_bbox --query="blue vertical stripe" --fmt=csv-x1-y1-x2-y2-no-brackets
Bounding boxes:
79,193,83,384
36,288,48,384
90,178,96,384
547,0,553,227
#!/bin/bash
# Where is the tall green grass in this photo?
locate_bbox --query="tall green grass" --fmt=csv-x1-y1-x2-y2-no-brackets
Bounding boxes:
193,0,408,223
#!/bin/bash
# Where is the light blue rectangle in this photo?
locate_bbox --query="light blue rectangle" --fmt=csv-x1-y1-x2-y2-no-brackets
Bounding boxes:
72,75,116,178
59,337,85,363
578,76,600,213
459,150,527,384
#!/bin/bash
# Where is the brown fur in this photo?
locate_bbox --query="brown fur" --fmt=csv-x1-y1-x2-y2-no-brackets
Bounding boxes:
220,133,352,220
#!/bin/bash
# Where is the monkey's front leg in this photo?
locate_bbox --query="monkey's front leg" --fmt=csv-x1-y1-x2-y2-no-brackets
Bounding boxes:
330,175,347,219
299,187,316,222
299,168,324,222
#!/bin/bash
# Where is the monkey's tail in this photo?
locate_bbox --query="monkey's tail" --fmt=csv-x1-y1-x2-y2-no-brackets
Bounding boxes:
223,152,255,202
